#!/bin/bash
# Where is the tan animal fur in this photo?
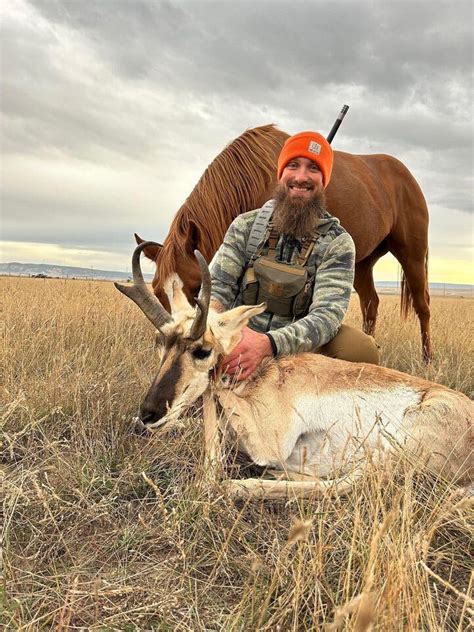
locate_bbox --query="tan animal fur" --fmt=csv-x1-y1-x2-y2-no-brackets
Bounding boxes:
116,245,473,499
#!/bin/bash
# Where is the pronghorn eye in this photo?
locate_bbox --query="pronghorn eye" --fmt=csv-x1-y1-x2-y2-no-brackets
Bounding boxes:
192,346,212,360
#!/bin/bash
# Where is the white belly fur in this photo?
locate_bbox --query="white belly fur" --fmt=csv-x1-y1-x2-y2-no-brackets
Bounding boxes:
219,384,424,476
285,385,422,477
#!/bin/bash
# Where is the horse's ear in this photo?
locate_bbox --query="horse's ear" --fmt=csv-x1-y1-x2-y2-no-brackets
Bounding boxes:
184,221,202,253
134,233,163,261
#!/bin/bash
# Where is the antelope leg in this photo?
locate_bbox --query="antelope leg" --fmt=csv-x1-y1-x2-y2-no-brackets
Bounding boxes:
223,475,358,499
202,389,222,486
267,469,323,481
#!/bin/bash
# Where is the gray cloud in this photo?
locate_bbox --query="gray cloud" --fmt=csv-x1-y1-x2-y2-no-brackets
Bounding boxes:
28,1,472,105
3,0,469,166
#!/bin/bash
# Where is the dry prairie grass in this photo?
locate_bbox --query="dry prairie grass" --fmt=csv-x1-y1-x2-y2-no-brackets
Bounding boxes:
1,277,473,631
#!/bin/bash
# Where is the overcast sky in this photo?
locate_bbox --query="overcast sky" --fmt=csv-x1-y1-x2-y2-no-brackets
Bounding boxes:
1,0,473,282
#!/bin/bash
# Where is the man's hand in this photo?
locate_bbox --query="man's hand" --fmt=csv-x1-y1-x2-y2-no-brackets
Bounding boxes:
222,326,273,382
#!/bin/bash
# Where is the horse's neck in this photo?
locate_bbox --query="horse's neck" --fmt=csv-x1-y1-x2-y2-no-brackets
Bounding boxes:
178,177,277,255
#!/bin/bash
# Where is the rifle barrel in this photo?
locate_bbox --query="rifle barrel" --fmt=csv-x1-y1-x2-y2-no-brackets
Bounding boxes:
326,105,349,144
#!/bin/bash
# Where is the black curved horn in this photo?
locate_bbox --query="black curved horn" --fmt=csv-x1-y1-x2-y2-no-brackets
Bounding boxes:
189,250,212,340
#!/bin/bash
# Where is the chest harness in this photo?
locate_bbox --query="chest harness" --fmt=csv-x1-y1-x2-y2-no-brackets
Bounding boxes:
241,202,332,318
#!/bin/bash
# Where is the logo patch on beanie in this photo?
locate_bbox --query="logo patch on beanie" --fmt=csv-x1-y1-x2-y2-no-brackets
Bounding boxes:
308,140,321,155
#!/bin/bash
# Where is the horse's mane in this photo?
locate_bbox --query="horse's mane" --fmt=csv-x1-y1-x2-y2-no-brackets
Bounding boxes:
157,124,289,283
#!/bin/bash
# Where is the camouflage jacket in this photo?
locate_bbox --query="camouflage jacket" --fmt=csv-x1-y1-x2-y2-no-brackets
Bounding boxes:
209,202,355,356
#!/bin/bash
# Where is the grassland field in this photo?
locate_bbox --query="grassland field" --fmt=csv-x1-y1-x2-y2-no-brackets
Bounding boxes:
2,277,473,631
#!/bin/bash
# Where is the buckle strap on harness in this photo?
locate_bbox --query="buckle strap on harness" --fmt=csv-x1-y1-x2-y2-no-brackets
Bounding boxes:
297,234,318,266
265,225,317,265
245,201,275,261
246,199,334,264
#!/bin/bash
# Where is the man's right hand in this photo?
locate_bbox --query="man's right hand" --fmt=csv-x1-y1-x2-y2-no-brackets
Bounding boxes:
222,326,272,382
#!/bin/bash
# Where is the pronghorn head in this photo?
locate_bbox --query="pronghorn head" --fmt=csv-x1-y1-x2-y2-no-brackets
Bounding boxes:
115,242,265,428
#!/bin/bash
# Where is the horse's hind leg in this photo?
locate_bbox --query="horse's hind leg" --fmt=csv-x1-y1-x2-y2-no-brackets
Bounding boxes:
354,244,389,336
388,240,432,362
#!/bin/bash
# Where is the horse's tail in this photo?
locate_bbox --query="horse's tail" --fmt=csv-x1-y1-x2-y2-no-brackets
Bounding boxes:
400,250,429,319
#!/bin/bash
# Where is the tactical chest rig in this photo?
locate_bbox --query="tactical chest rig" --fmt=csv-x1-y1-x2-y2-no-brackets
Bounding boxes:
241,203,332,318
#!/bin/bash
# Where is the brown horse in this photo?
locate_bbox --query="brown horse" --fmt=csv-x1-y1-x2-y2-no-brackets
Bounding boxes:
137,124,431,360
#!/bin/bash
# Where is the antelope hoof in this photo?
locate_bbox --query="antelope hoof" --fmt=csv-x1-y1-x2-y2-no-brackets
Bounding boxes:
131,416,152,437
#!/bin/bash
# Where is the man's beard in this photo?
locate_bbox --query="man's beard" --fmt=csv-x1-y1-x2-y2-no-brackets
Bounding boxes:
272,182,326,240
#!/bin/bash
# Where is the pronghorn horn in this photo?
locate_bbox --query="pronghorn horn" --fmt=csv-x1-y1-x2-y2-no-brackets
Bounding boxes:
114,241,172,330
189,250,211,340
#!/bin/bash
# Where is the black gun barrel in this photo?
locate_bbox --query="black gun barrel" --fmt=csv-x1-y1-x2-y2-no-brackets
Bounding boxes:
326,105,349,144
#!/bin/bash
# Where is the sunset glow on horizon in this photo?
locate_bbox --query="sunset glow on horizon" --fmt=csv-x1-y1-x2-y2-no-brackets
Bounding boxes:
373,253,474,286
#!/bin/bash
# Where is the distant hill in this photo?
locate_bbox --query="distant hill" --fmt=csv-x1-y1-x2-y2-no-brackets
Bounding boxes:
0,262,154,282
1,262,471,296
374,280,472,296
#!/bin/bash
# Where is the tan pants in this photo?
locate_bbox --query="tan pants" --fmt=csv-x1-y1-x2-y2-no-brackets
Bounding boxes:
318,325,380,365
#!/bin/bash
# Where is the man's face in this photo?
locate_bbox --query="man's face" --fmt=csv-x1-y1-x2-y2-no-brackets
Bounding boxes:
272,156,326,240
279,156,323,201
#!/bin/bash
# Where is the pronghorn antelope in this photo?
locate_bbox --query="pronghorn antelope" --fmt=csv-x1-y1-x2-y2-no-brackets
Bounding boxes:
116,243,473,498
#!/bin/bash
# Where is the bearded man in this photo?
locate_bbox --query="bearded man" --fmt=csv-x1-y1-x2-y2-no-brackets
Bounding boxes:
209,131,380,381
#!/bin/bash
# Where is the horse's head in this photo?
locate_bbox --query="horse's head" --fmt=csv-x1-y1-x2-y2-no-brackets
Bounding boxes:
115,243,265,428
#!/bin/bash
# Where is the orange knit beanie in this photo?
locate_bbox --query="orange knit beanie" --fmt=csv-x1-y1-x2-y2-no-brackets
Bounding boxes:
277,131,334,187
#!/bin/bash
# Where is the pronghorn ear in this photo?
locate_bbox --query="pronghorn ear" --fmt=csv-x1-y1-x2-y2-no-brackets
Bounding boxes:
214,303,266,352
164,273,194,318
223,303,267,327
